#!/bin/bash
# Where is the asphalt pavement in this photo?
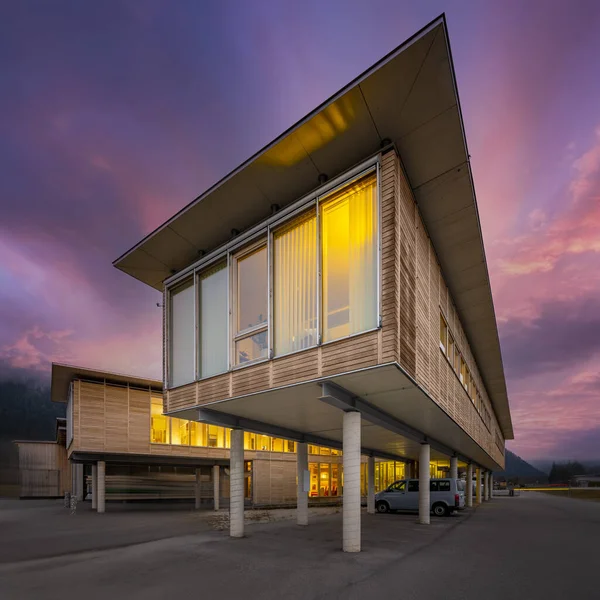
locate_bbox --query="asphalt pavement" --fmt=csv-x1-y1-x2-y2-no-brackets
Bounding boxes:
0,493,597,599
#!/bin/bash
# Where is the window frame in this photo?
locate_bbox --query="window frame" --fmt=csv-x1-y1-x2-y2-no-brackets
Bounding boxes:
231,238,270,369
164,156,382,388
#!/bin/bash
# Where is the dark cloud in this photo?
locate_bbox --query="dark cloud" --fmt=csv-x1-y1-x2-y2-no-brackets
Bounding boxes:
500,297,600,379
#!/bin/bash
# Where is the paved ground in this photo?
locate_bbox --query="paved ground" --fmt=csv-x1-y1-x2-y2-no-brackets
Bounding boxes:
0,493,598,599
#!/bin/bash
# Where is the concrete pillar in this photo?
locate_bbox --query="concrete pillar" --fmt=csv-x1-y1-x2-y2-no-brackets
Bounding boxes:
405,461,412,480
450,456,458,480
97,461,105,514
475,467,482,505
466,463,473,508
195,468,201,510
91,464,97,510
489,473,494,499
72,463,84,501
343,411,361,552
484,471,490,501
419,443,431,525
230,429,244,538
367,456,375,514
296,442,308,525
213,465,220,511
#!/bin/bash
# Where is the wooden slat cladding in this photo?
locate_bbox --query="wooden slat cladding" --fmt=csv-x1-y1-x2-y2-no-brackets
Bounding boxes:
128,388,151,454
105,385,128,453
168,384,196,412
395,158,505,467
232,363,270,396
380,151,398,364
79,382,105,451
272,349,319,387
397,160,417,377
321,330,379,376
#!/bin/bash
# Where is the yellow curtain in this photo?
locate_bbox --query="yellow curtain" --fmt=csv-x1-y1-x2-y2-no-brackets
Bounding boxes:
320,172,377,342
273,211,317,356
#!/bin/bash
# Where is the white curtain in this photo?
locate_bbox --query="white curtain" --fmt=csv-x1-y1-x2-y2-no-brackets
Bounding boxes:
170,279,195,387
321,172,377,342
274,212,317,356
200,262,228,377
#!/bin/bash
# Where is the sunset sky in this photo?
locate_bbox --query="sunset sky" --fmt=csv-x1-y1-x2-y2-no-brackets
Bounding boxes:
1,1,599,461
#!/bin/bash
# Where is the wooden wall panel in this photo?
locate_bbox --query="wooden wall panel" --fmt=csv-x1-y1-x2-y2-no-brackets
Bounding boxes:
396,154,505,467
79,381,105,451
105,385,129,453
128,388,151,454
232,363,270,396
397,161,417,377
380,150,398,363
321,330,379,376
168,384,196,412
272,349,319,387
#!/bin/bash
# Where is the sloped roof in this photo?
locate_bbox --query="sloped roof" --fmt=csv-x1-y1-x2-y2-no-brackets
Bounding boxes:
112,15,513,439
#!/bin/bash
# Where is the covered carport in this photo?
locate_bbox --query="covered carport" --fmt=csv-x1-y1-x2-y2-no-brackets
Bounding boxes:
173,362,500,551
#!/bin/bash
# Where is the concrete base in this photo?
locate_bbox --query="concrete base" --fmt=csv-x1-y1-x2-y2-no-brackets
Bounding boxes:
418,444,430,525
230,429,244,538
297,442,308,526
97,461,105,513
213,465,220,511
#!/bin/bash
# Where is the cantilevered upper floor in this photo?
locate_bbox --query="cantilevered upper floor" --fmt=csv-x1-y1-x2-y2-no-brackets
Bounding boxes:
113,16,512,471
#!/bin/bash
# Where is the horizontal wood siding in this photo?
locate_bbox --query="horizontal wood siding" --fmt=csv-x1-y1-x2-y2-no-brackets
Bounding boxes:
380,151,398,364
396,161,505,468
397,158,417,376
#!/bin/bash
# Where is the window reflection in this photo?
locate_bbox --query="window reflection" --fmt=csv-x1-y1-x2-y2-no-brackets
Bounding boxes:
237,247,267,332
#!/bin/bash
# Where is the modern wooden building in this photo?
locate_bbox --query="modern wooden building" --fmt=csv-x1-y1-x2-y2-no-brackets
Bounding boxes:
49,363,416,508
113,16,513,551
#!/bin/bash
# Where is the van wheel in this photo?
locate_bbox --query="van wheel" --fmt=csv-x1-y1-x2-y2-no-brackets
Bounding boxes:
432,502,449,517
376,501,390,514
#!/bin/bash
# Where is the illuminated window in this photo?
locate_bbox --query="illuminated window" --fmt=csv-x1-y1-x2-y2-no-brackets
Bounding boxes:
319,447,331,456
439,313,448,353
460,357,467,386
171,416,190,445
199,262,228,377
309,462,319,497
190,422,207,447
274,212,317,356
272,438,284,452
319,464,330,496
234,243,268,365
169,279,195,387
257,435,271,451
454,348,460,374
321,172,377,342
331,464,340,496
150,398,170,444
244,432,256,450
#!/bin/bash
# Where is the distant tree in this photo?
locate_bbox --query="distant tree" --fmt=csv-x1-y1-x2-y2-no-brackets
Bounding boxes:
548,461,587,484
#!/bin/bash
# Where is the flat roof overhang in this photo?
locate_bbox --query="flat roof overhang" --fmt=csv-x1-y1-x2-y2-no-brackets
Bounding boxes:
170,364,502,471
113,15,513,440
51,362,162,403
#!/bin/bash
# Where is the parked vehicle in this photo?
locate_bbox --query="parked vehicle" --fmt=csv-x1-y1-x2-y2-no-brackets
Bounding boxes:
375,478,465,516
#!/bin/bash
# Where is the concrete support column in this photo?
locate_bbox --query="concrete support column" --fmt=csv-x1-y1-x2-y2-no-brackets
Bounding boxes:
296,442,308,525
405,461,412,480
72,463,84,501
489,473,494,499
419,443,431,525
484,471,490,501
475,467,482,505
466,464,473,508
213,465,220,511
230,429,244,538
450,456,458,480
91,464,97,510
97,461,105,514
367,456,375,514
343,411,361,552
195,468,201,510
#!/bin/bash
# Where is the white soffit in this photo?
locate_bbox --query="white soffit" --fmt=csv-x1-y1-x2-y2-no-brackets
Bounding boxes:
113,15,512,439
199,365,501,470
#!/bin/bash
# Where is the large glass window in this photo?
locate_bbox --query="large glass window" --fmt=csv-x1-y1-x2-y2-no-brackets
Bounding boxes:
320,172,377,342
234,244,268,365
273,212,317,356
169,279,195,387
151,398,170,444
199,262,228,378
